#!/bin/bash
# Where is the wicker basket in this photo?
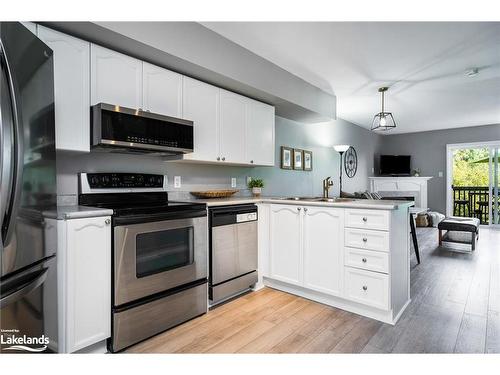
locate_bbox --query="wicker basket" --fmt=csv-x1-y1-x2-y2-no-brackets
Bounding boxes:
415,213,429,227
190,189,239,199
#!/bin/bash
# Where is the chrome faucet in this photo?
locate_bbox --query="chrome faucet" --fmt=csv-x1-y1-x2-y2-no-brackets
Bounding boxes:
322,177,334,198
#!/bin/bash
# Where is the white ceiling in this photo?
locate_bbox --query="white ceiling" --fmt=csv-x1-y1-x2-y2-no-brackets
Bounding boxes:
201,22,500,134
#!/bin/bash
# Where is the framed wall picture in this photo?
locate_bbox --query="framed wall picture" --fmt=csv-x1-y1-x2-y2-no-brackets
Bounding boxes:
293,149,303,170
303,150,313,171
280,146,293,169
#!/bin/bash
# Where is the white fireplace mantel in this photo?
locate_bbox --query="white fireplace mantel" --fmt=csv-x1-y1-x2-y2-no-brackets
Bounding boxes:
369,176,433,209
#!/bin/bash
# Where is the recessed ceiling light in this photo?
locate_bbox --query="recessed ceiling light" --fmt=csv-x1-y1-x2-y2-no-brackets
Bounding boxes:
465,68,479,77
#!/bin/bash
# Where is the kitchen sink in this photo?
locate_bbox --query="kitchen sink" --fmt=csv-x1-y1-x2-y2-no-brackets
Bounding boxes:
283,196,317,201
282,197,355,203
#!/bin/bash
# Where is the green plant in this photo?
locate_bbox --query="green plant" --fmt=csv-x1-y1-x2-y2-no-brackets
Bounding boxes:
248,178,264,188
452,148,489,187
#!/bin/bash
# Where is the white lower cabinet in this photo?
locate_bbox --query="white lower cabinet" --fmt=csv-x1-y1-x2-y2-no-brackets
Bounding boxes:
269,205,344,295
57,216,111,353
303,207,343,296
344,267,389,310
269,205,302,285
263,204,410,325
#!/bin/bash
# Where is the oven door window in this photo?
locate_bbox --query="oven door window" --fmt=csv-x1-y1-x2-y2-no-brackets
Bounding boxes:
135,226,194,278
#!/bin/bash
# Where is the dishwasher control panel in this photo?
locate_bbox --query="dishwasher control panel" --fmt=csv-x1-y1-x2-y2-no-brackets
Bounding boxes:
236,212,257,223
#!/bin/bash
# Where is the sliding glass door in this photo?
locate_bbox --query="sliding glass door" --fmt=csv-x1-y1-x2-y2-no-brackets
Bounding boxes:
447,141,500,227
490,146,500,227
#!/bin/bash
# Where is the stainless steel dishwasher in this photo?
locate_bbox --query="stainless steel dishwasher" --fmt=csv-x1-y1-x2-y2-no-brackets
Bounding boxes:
209,204,258,305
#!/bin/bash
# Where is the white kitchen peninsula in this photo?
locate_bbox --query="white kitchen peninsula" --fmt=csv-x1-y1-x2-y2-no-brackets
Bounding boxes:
256,199,412,325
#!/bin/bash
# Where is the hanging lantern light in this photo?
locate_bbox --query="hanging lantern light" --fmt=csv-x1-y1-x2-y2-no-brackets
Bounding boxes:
371,87,396,131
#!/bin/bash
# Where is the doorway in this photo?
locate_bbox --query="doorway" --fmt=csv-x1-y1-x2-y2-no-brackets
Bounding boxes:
446,141,500,227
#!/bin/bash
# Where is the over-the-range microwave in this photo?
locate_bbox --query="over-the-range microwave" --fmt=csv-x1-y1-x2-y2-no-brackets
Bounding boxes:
91,103,194,155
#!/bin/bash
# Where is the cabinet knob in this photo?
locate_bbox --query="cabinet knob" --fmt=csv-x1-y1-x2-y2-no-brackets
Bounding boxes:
304,207,308,213
362,285,368,291
362,258,367,263
362,217,368,222
297,207,301,211
250,160,254,164
105,218,111,225
217,157,221,161
362,237,368,242
222,157,226,161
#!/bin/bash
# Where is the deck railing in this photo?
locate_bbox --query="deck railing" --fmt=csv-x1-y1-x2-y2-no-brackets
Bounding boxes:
452,186,493,224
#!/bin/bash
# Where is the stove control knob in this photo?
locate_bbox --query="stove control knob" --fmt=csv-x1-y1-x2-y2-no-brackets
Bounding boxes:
89,175,100,186
101,175,110,186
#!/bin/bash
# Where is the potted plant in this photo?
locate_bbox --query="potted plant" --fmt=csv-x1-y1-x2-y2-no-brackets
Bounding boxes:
248,178,264,197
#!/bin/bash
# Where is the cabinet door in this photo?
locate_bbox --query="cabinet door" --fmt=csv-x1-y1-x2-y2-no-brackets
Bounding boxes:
38,26,90,152
219,89,246,163
142,62,182,117
246,99,275,166
182,77,220,161
65,217,111,353
303,207,344,296
90,44,142,108
269,205,302,285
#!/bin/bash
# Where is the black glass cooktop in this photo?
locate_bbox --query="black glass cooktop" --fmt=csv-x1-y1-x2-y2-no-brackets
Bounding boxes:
78,192,206,217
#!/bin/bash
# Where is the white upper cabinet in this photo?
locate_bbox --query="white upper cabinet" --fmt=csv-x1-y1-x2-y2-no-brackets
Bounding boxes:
142,62,183,118
38,26,90,152
269,205,302,285
303,207,343,296
219,90,247,164
246,99,275,166
90,44,143,109
182,77,220,161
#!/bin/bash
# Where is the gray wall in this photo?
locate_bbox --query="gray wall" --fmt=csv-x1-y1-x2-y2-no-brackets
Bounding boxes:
57,116,380,204
379,123,500,214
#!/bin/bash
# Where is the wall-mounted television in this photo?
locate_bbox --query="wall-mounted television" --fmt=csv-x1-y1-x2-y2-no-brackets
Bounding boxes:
379,155,411,176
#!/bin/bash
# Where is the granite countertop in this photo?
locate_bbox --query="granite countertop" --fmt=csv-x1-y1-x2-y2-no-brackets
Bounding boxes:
44,205,114,220
183,196,414,210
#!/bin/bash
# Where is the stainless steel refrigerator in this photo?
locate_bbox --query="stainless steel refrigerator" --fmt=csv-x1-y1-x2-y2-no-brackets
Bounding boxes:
1,22,57,353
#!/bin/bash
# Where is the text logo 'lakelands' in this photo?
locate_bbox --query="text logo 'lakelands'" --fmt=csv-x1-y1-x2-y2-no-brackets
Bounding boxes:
1,329,49,352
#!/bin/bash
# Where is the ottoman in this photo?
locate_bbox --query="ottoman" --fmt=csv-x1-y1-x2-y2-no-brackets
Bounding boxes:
438,216,480,252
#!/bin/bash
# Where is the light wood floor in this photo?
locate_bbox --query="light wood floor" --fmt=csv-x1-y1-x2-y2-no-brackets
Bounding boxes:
127,227,500,353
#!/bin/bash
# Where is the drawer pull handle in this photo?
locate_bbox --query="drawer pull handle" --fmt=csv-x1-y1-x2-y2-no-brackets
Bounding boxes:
362,237,368,242
362,217,368,222
362,286,368,291
362,258,367,263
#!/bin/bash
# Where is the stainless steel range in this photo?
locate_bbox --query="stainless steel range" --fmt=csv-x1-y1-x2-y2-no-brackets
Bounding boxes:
78,173,208,352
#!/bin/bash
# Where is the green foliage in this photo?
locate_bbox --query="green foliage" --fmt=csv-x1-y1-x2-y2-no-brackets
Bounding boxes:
452,148,489,187
248,178,264,188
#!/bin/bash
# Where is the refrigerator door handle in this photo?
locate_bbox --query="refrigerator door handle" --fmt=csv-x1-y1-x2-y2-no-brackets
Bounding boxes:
0,43,24,247
0,267,48,308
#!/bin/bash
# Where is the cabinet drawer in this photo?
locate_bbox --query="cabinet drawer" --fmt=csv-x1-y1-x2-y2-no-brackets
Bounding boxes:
344,267,389,310
345,209,389,231
345,228,389,252
344,247,389,274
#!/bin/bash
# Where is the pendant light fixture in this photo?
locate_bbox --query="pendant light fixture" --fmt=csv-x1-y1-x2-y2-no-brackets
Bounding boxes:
371,86,396,131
